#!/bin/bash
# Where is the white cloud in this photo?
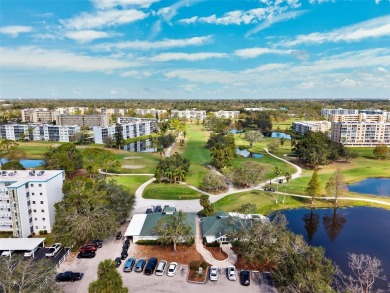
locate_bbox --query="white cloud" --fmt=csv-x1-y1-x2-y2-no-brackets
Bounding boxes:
110,90,119,94
234,47,293,58
309,0,334,4
149,52,227,62
281,14,390,46
0,26,32,37
298,81,315,89
339,79,358,87
0,46,138,73
93,0,159,9
94,35,213,51
65,30,116,43
121,70,153,78
60,9,147,30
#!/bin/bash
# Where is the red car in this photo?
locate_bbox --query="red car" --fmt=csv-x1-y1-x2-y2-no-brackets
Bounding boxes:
79,245,97,253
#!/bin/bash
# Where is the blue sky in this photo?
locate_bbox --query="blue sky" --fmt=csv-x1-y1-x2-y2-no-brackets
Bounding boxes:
0,0,389,99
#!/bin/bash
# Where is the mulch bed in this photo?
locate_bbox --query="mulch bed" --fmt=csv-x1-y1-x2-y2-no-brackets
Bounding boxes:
204,246,228,261
187,267,208,283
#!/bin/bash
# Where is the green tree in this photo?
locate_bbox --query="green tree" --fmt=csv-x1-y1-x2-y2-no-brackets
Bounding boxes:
200,171,228,192
43,143,83,177
227,161,266,188
325,169,347,205
282,171,292,203
114,124,124,149
280,137,287,148
199,194,214,216
1,161,25,170
305,169,322,205
244,130,264,147
373,144,388,160
208,133,236,169
89,259,128,293
341,148,358,162
274,166,282,203
0,255,61,293
267,142,279,153
152,210,193,252
235,203,257,214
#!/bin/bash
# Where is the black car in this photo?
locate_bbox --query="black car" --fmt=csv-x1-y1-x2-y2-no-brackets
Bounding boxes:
134,258,146,272
121,249,128,260
116,231,122,240
124,239,130,246
122,243,130,251
92,239,103,248
240,270,251,286
77,251,96,259
154,205,162,213
56,271,84,282
262,272,274,286
144,258,158,275
145,208,153,214
115,257,122,268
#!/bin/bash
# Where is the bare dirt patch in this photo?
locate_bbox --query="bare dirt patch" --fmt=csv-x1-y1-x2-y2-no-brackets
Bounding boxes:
124,156,142,159
121,165,145,169
204,246,228,261
132,244,204,264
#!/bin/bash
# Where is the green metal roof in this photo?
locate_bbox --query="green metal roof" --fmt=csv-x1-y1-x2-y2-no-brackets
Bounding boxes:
201,212,245,238
163,206,176,213
139,212,196,236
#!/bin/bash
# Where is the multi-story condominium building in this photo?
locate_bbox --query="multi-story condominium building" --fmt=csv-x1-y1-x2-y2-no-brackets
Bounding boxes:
213,110,240,119
329,113,387,123
0,124,80,142
0,170,65,238
135,108,167,118
292,121,332,135
55,107,88,115
171,109,206,120
21,108,57,123
244,107,276,112
331,121,390,146
96,108,127,116
93,119,157,144
321,108,359,118
55,114,109,128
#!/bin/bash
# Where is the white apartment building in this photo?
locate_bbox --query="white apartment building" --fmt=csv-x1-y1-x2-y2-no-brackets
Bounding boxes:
171,109,206,120
93,119,157,144
213,110,240,119
55,107,88,115
321,108,359,118
55,114,109,127
96,108,127,116
292,121,332,135
244,107,276,112
329,113,387,123
0,124,80,142
21,108,56,123
135,108,167,118
0,170,65,238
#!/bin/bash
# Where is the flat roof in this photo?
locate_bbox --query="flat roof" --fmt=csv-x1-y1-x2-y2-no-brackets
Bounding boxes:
124,214,147,237
0,238,45,251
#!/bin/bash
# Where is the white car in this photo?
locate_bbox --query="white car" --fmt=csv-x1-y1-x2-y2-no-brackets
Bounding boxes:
209,266,218,281
45,243,62,257
1,250,14,257
155,260,167,276
167,262,178,277
227,265,237,281
24,246,39,257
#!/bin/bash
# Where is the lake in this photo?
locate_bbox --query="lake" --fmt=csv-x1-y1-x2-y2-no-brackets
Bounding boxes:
235,148,264,158
271,132,291,139
0,158,44,168
121,139,156,153
348,178,390,197
229,129,244,134
279,207,390,288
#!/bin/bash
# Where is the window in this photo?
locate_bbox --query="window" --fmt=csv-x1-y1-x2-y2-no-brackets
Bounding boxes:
43,226,46,229
38,184,42,187
30,184,34,187
41,209,44,212
40,201,43,204
34,218,37,221
40,193,42,195
33,209,36,212
35,226,38,229
42,218,45,221
32,193,35,195
32,201,35,204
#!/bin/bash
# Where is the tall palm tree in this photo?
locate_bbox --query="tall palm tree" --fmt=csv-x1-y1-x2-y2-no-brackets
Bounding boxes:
274,167,282,203
283,171,292,203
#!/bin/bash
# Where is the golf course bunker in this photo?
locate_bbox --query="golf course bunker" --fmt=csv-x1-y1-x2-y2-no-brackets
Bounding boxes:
121,165,145,169
123,156,142,159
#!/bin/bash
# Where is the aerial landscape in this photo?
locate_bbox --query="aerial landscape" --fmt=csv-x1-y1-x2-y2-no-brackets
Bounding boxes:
0,0,389,293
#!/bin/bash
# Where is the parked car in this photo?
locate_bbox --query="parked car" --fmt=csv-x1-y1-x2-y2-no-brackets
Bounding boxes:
155,260,167,276
209,266,218,281
262,271,274,286
123,258,136,272
1,250,14,257
116,231,122,240
164,205,169,209
134,258,146,272
56,271,84,282
91,239,103,248
144,258,158,275
79,245,97,253
24,246,39,257
122,243,129,251
240,270,251,286
114,257,122,268
77,251,96,259
121,249,128,260
145,208,153,214
45,243,62,257
123,239,130,246
227,265,237,281
167,262,178,277
154,205,162,212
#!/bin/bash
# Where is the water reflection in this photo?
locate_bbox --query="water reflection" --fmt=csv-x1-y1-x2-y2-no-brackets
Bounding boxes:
121,139,156,152
322,208,347,241
303,209,320,241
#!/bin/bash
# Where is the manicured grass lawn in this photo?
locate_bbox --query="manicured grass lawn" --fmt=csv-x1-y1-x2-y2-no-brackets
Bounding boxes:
183,124,211,188
111,175,152,194
111,151,160,174
272,117,299,131
143,182,202,199
17,141,65,158
234,133,292,157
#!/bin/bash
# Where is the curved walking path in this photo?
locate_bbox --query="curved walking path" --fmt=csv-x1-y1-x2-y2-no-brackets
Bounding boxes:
98,169,154,176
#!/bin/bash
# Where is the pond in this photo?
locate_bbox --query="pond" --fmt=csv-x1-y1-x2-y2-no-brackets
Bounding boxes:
348,178,390,197
271,132,291,139
235,148,264,158
228,129,244,134
0,158,44,168
121,139,156,153
278,207,390,288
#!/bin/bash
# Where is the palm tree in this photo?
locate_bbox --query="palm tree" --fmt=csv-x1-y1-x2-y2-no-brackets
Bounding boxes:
175,168,186,182
283,171,292,203
274,167,282,203
155,167,164,183
165,167,175,183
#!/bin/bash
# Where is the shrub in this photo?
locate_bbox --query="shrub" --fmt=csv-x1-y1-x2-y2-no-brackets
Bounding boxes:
206,241,220,247
200,171,228,192
201,261,208,269
202,237,207,245
184,237,195,247
227,161,266,188
136,240,159,245
190,261,200,270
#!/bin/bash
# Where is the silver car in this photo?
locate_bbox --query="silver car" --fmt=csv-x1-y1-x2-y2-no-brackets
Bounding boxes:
209,266,218,281
227,265,237,281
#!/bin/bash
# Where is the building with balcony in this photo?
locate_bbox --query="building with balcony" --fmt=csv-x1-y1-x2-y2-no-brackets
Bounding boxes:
212,110,240,119
170,109,206,120
55,114,109,128
135,108,167,118
0,170,65,238
321,108,359,118
292,121,332,135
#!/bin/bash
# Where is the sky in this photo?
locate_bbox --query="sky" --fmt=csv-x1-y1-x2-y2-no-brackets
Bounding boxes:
0,0,389,100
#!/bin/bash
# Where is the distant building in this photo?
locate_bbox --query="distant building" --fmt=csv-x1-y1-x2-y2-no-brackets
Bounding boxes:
0,124,80,142
93,118,157,144
321,108,359,118
21,108,56,123
0,170,65,238
55,107,88,115
135,108,167,118
171,109,206,120
329,113,387,123
96,108,127,116
244,107,275,112
212,110,240,119
55,114,109,127
292,121,332,135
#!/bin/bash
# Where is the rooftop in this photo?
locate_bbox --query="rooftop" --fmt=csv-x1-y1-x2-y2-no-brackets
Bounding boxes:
140,212,196,236
0,170,64,188
0,238,45,251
